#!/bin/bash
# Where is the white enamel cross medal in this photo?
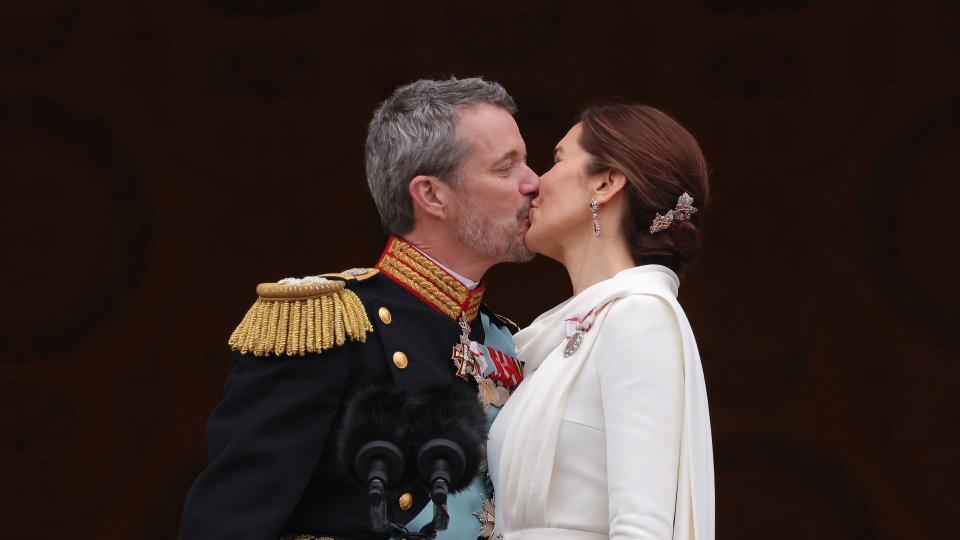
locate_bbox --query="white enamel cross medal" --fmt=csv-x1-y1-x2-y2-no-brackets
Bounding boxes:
563,307,596,358
452,312,477,380
452,342,474,380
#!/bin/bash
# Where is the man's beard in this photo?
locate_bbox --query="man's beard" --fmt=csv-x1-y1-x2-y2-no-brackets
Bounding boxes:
454,200,534,263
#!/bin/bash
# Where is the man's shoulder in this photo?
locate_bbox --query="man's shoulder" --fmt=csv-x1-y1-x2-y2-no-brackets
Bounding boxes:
227,268,381,358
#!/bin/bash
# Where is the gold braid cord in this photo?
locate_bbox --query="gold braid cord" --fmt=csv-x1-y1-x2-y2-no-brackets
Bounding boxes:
375,237,484,322
227,280,373,357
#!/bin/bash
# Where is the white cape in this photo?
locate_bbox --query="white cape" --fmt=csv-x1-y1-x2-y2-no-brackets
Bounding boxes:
496,265,714,539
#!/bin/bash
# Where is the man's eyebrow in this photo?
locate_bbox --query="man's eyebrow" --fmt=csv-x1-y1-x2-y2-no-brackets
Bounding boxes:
494,150,518,164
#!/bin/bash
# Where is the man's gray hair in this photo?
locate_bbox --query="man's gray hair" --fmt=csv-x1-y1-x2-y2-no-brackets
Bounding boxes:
365,77,518,235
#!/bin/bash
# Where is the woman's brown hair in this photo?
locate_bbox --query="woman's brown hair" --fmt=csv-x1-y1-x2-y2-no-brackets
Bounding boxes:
579,104,709,275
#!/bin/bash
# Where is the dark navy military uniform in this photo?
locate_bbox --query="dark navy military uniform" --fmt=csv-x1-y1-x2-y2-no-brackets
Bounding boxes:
180,237,521,540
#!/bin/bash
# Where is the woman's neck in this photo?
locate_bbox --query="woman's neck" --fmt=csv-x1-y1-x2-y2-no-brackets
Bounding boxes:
559,233,635,296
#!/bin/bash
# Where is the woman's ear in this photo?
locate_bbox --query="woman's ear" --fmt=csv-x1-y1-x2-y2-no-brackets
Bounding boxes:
593,169,628,205
409,175,451,219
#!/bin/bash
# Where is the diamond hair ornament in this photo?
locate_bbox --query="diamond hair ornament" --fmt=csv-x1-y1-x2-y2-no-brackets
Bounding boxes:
649,192,698,234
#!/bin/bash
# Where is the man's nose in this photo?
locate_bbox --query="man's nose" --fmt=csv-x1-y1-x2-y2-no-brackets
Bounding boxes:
519,165,540,196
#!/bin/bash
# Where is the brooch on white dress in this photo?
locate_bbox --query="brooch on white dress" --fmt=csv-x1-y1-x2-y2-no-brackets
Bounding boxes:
563,307,596,357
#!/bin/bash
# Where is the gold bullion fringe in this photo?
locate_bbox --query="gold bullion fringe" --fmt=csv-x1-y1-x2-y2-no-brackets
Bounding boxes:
228,289,373,356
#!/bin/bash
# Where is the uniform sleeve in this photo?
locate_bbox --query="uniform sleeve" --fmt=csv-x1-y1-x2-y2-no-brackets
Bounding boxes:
594,295,684,540
180,348,352,540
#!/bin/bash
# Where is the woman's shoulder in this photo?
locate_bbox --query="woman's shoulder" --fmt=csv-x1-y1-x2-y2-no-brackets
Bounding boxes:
593,294,685,375
605,291,676,319
597,292,683,342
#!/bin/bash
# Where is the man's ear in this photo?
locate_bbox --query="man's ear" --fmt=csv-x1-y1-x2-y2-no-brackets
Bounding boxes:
593,169,628,205
409,175,452,219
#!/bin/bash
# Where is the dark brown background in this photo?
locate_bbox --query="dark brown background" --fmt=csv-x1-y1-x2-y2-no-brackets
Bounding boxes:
2,1,958,538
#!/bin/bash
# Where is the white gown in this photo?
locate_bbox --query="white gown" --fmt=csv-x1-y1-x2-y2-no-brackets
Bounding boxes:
487,265,714,540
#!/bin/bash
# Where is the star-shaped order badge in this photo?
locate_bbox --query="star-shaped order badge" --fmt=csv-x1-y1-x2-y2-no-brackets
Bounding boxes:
474,496,502,540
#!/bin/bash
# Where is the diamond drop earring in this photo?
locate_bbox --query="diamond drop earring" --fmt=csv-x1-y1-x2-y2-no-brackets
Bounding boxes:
590,198,600,238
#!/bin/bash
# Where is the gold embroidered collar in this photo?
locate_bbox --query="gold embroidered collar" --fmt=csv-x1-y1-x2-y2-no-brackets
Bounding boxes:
375,236,485,322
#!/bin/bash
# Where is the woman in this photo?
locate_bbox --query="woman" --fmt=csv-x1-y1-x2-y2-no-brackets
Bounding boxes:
486,104,714,540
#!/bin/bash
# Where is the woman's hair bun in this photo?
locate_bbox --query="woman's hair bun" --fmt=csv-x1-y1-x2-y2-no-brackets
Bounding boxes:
631,219,701,274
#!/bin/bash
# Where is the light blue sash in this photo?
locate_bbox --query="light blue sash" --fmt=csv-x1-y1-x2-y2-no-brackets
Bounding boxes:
406,311,517,538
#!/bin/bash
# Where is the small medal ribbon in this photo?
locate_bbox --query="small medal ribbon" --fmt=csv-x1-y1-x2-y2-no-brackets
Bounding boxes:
564,307,596,338
562,307,596,358
486,346,523,388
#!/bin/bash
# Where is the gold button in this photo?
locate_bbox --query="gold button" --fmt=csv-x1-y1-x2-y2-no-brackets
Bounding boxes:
398,492,413,510
378,307,392,324
392,351,408,369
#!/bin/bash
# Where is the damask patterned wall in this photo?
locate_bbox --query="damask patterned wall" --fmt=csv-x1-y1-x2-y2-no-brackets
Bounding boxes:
2,1,957,538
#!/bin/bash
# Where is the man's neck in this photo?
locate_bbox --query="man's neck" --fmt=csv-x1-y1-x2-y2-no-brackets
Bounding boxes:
401,231,493,283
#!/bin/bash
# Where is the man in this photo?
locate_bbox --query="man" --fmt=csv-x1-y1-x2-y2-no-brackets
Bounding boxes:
180,77,540,539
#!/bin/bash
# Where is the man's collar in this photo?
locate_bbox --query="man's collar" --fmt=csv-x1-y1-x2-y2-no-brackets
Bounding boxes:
420,251,479,291
375,236,485,322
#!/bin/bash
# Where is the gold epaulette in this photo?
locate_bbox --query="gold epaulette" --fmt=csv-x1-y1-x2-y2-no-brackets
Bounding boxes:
228,279,374,357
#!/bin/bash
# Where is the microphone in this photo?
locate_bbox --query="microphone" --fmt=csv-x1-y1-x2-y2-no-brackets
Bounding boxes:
336,382,486,538
407,383,486,499
336,385,412,532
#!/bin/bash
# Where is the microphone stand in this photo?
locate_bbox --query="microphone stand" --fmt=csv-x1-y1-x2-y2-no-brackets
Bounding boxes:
342,384,484,540
365,438,466,540
372,494,449,540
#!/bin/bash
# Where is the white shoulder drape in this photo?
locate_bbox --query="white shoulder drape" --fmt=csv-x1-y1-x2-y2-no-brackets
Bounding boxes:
494,265,714,540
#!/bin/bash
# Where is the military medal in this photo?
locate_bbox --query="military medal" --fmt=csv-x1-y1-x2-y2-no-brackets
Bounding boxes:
477,378,498,405
452,342,474,380
452,313,478,379
563,332,584,357
562,307,596,358
474,496,500,540
453,313,510,409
